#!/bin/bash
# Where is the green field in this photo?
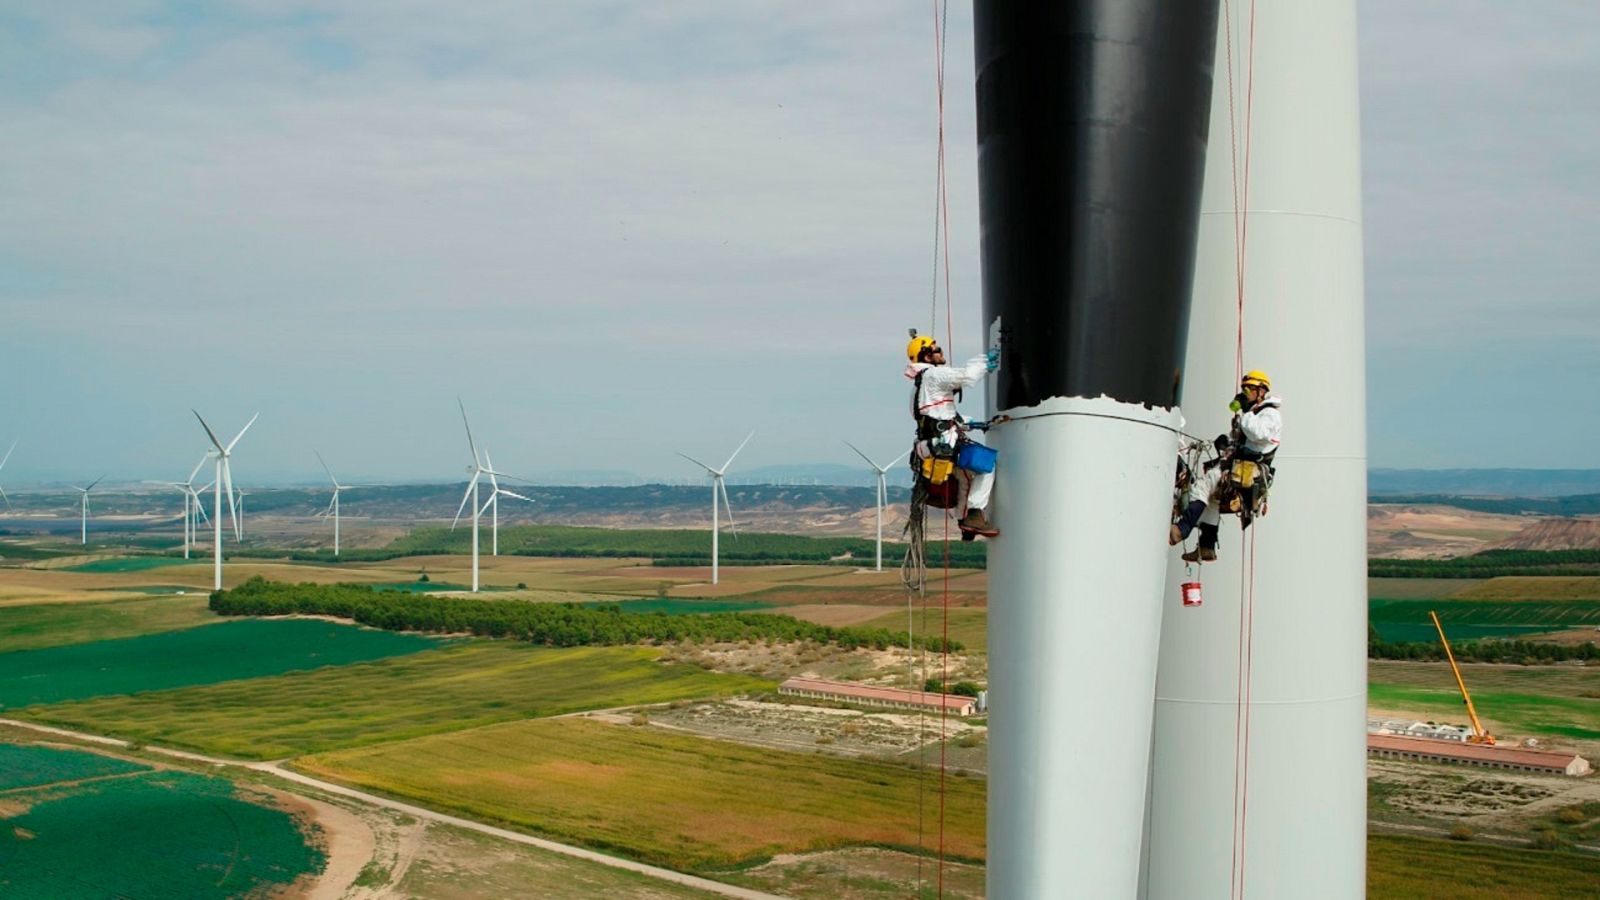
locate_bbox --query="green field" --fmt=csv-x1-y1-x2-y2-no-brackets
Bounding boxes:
1368,578,1483,599
1368,834,1600,899
1368,681,1600,741
0,619,442,709
1369,596,1600,643
0,763,323,898
0,595,217,653
22,643,770,758
60,556,191,573
298,716,985,871
858,607,988,652
0,742,148,790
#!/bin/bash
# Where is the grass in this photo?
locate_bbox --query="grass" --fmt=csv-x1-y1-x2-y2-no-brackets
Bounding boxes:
0,619,442,709
856,608,988,653
22,643,771,759
1368,578,1484,600
0,765,323,898
1455,577,1600,601
1368,834,1600,899
60,556,192,573
1367,683,1600,741
0,595,217,653
298,716,985,872
0,742,149,790
391,820,725,899
1368,596,1600,643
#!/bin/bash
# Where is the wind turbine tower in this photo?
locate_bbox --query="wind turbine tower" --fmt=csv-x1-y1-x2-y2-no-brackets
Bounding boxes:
0,440,16,511
314,450,359,556
156,454,211,559
72,475,107,545
193,411,257,591
452,401,528,591
676,432,752,586
843,441,897,573
483,451,532,557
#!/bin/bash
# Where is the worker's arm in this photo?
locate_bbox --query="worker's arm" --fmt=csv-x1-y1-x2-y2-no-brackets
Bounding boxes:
923,356,991,392
1236,404,1282,448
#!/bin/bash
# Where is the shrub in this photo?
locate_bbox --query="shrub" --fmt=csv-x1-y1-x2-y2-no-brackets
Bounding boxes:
1556,807,1587,826
1447,824,1474,842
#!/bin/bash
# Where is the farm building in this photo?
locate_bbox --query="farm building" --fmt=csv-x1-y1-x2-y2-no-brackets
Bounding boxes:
1367,734,1591,777
778,677,977,716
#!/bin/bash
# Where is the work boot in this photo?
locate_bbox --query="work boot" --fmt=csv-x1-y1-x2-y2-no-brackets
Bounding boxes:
958,508,1000,537
1181,546,1218,563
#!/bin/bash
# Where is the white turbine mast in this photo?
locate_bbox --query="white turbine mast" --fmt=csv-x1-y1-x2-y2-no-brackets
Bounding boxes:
843,441,898,573
314,449,361,557
0,439,16,511
451,400,529,592
676,431,753,586
482,450,532,557
193,410,257,591
151,453,212,559
71,474,107,545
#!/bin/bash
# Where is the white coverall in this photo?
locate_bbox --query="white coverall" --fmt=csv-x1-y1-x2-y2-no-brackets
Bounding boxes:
1235,395,1283,457
1185,465,1224,529
906,356,995,510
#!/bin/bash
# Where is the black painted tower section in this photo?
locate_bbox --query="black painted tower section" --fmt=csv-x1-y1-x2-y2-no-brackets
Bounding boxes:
975,2,1221,411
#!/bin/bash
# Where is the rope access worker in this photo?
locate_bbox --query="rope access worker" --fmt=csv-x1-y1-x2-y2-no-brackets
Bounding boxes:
905,332,1001,537
1173,370,1282,563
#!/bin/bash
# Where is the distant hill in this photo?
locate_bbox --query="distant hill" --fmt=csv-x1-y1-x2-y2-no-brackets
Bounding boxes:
1487,518,1600,551
1370,469,1600,497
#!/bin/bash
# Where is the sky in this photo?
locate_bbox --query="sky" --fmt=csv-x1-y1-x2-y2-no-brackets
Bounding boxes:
1,1,1595,485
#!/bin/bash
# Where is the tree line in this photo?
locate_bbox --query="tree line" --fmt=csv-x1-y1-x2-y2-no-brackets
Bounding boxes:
210,577,961,652
1368,624,1599,663
1370,549,1600,579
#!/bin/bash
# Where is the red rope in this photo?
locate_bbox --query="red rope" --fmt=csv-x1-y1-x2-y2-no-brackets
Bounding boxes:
1223,2,1260,897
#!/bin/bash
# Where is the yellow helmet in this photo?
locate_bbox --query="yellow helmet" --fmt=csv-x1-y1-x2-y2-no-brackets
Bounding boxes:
907,334,939,362
1241,370,1271,390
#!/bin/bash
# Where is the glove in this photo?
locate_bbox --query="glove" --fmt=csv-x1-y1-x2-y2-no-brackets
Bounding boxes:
985,348,1001,371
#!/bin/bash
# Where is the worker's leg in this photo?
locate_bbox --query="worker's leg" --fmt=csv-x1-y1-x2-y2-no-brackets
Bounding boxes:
966,469,994,511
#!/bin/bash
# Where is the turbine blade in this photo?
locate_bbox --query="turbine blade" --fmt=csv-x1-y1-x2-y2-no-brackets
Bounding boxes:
720,479,738,538
458,398,480,467
501,490,532,502
484,451,500,491
322,494,339,517
193,494,211,525
451,475,477,530
313,449,339,487
842,440,876,468
0,440,15,471
720,430,755,472
225,412,259,453
0,484,9,511
675,451,716,474
186,454,209,485
222,464,240,540
193,410,227,453
85,473,107,492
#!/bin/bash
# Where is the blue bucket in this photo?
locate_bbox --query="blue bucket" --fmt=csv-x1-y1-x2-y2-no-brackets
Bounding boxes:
957,442,998,474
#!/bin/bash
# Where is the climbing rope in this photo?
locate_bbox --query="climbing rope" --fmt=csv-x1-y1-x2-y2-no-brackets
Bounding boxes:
1222,2,1260,897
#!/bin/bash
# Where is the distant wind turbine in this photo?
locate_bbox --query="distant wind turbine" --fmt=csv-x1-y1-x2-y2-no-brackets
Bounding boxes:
482,450,532,557
451,400,529,591
72,475,107,545
314,449,366,556
676,431,753,585
844,441,899,573
150,454,212,559
0,440,16,511
193,410,258,590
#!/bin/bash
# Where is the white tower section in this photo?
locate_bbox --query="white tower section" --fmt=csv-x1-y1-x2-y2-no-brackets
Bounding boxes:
1143,2,1367,897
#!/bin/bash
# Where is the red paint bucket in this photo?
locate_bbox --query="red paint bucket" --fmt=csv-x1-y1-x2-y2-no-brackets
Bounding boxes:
1180,581,1203,608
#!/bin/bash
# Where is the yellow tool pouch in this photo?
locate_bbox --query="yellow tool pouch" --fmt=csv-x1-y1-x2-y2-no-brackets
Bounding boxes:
921,457,955,486
1231,459,1258,489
